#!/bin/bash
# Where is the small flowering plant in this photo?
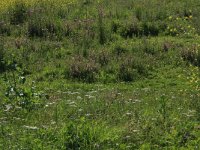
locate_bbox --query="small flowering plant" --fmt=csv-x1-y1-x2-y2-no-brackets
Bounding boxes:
166,14,197,37
3,62,48,111
188,65,200,92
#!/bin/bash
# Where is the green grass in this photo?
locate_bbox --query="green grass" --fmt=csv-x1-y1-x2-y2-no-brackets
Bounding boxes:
0,0,200,149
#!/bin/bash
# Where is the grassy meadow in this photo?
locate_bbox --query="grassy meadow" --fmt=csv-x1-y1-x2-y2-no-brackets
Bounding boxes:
0,0,200,149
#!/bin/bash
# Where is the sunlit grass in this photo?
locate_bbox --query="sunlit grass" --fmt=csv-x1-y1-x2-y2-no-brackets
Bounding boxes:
0,0,77,10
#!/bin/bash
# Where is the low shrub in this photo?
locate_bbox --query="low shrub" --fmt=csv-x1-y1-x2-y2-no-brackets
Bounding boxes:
118,64,139,82
28,19,63,38
113,43,128,56
68,56,99,83
117,56,148,82
115,20,160,38
62,120,99,149
142,21,159,36
0,41,5,73
133,58,149,76
135,7,143,21
165,15,196,37
142,38,158,55
118,21,141,38
27,16,47,38
27,11,64,38
111,19,122,33
0,21,11,35
181,45,200,67
60,118,121,149
98,50,110,66
10,1,28,25
98,7,106,44
4,65,48,111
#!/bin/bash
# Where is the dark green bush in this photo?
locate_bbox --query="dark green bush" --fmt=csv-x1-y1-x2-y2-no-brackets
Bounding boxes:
10,1,28,25
142,21,159,36
27,12,64,38
133,58,149,76
27,16,47,38
183,9,192,18
0,21,11,35
142,38,158,55
0,43,5,73
113,43,128,56
4,64,48,111
28,19,62,37
181,46,200,67
63,121,97,149
119,22,141,38
98,8,106,44
118,64,139,82
117,54,150,82
98,50,110,66
61,118,120,150
68,56,99,83
111,20,121,33
192,8,200,34
135,7,143,21
116,20,160,38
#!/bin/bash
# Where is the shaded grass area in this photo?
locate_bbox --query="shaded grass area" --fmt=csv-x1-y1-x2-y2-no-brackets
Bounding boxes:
0,63,199,149
0,73,200,149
